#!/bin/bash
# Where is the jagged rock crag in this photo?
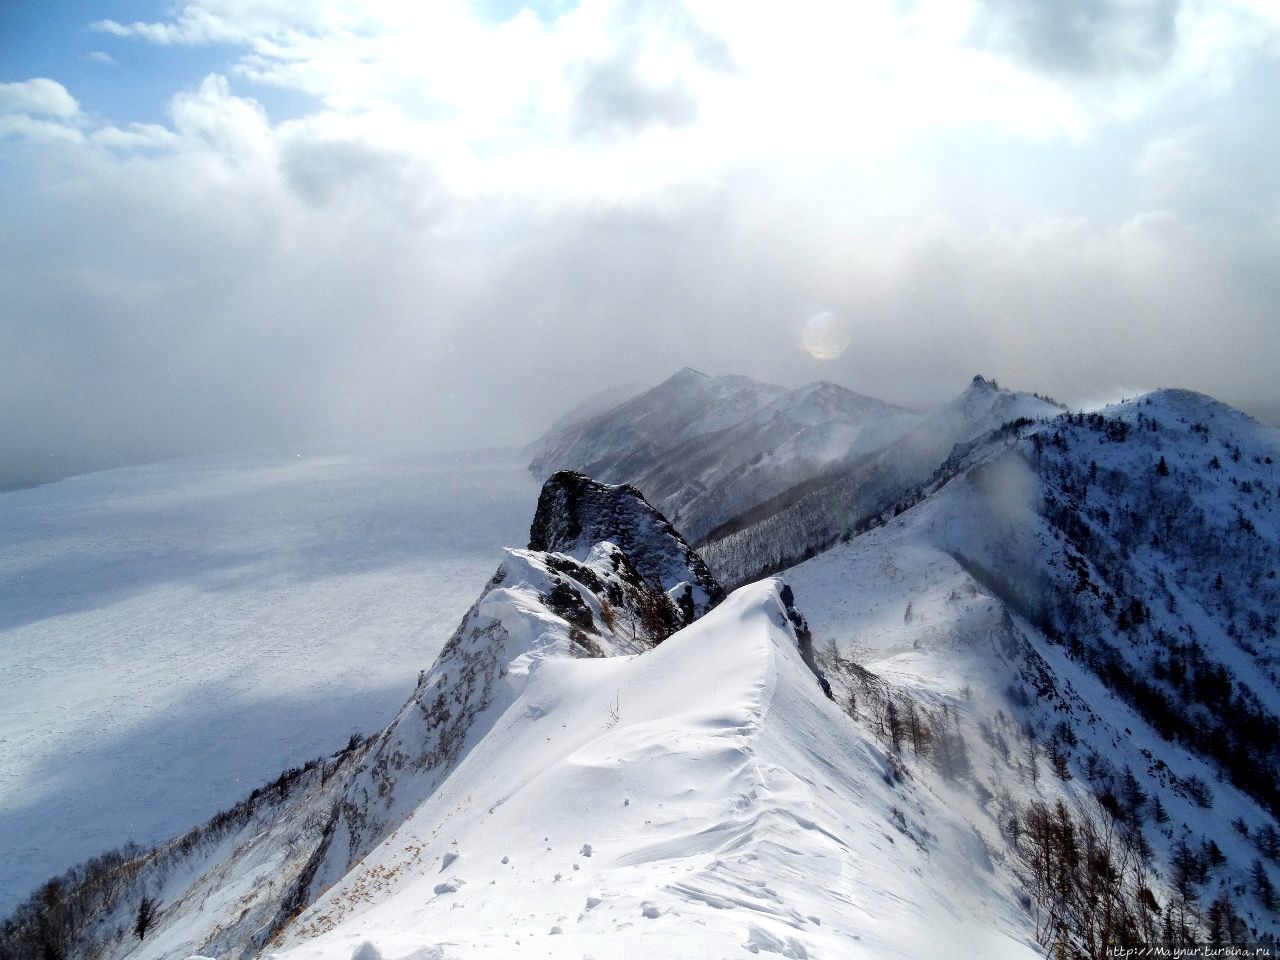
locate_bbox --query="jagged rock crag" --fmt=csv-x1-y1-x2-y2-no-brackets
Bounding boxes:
529,470,725,623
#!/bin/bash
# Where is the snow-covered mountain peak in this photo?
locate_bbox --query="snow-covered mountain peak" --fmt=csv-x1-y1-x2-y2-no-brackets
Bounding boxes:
700,377,1063,586
906,377,1062,470
1118,387,1278,443
526,370,789,483
952,376,1049,417
751,379,912,430
529,371,924,546
667,365,711,385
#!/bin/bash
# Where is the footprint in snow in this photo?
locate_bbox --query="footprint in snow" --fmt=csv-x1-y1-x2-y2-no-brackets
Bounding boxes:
641,902,661,919
580,843,592,857
440,851,459,871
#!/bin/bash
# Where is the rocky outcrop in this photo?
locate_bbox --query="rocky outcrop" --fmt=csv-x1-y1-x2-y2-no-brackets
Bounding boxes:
528,471,724,622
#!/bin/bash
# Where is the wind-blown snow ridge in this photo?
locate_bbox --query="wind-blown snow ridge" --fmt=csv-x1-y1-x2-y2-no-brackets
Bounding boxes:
270,579,1039,960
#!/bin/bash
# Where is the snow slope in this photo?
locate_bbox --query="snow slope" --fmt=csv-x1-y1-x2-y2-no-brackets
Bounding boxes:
702,375,1062,586
6,470,1047,960
268,580,1040,960
0,447,539,916
786,389,1280,948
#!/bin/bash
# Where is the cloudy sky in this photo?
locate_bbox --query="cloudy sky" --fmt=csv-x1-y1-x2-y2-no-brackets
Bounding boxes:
2,0,1278,481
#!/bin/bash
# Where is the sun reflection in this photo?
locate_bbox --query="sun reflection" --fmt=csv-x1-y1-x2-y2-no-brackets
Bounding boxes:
802,310,851,360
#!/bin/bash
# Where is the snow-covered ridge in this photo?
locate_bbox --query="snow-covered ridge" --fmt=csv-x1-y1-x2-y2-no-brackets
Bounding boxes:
700,376,1061,586
1,471,728,960
265,578,1041,960
787,385,1280,951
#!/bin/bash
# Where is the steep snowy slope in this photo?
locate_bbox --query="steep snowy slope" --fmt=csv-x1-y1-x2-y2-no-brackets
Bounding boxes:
786,389,1280,952
702,376,1062,586
268,580,1041,960
0,448,538,917
0,474,733,959
530,368,919,543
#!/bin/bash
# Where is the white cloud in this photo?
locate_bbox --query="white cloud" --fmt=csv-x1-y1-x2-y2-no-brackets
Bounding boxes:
90,123,180,151
0,79,81,119
0,114,86,144
169,74,273,160
93,7,248,45
1,0,1279,481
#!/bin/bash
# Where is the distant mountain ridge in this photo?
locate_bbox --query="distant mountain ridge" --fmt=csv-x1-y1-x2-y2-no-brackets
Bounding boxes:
529,367,920,544
529,369,1062,585
701,374,1063,584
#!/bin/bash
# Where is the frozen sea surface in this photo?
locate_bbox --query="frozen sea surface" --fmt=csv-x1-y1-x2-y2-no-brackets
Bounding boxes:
0,447,539,915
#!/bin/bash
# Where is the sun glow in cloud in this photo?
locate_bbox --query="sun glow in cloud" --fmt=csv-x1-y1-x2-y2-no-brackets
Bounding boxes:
802,311,852,361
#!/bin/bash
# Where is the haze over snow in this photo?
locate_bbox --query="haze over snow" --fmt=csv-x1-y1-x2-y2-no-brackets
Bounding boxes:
3,0,1280,485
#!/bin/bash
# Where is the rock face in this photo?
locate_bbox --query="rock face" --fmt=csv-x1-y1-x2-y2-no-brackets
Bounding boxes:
528,470,724,622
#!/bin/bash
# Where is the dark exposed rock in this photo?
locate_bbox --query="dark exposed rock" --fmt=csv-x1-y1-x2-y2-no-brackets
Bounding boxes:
528,471,724,622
